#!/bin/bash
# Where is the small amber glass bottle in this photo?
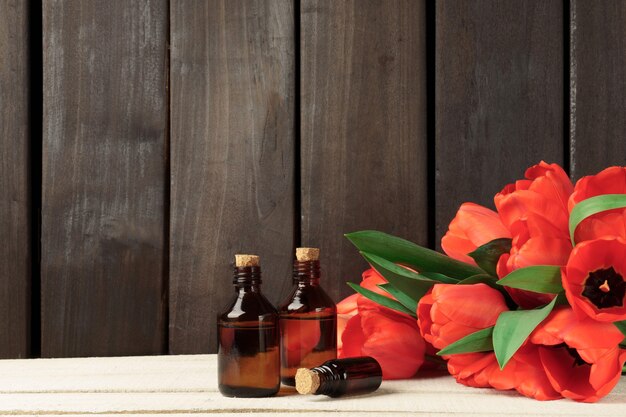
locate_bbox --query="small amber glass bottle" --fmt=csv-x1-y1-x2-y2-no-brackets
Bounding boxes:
278,247,337,386
295,356,383,397
217,254,280,397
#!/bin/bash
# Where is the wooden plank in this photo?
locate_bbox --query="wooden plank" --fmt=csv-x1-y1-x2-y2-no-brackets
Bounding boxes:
1,390,622,416
0,0,30,358
41,0,168,357
0,355,623,415
436,0,564,246
169,0,295,353
300,0,428,300
569,1,626,179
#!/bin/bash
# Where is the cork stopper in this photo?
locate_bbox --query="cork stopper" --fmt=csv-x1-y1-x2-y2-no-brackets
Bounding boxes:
235,254,260,267
295,368,321,395
296,247,320,262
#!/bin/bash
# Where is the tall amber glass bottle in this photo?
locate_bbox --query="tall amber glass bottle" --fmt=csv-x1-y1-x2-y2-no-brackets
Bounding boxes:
217,255,280,397
279,248,337,386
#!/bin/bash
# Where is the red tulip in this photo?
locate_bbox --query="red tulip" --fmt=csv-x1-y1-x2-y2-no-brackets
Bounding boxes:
337,269,387,357
337,268,426,379
417,283,559,400
495,161,574,308
342,298,426,380
569,166,626,242
562,238,626,322
417,284,508,348
529,307,626,402
441,202,511,265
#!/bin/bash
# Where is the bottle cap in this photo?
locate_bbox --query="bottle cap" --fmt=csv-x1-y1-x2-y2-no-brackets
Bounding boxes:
235,254,260,267
296,247,320,262
295,368,320,395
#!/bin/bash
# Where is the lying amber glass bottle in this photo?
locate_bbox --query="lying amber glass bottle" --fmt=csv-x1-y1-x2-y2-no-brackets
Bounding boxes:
279,248,337,386
217,255,280,397
295,356,383,397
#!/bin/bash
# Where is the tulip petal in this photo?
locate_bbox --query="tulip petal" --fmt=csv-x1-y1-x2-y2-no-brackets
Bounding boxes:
442,203,510,265
513,348,561,400
360,308,425,380
337,293,359,315
339,315,366,358
431,284,508,329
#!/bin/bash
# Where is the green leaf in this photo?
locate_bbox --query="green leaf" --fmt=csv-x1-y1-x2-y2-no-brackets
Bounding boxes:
345,230,484,279
493,296,559,369
437,327,494,356
361,252,436,302
468,238,512,277
346,282,415,317
497,265,563,294
378,283,418,313
419,271,459,284
570,194,626,245
457,274,498,285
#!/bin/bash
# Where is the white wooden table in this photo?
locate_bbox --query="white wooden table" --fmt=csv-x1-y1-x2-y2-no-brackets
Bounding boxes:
1,354,625,416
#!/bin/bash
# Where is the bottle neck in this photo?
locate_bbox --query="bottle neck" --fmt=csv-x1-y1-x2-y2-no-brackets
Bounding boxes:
312,364,343,396
293,260,321,286
233,266,262,292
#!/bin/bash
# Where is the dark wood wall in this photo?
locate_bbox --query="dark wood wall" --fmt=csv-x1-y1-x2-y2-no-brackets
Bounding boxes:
1,0,625,358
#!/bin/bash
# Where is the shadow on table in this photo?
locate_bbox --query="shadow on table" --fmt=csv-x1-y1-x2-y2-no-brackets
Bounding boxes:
302,387,394,401
275,384,391,400
275,370,451,399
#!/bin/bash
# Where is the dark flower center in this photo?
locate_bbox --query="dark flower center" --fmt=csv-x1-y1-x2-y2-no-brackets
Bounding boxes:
581,267,625,309
553,344,588,367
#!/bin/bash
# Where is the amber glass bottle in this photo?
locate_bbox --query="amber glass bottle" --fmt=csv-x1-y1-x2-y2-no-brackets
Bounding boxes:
295,356,383,397
217,254,280,397
279,248,337,386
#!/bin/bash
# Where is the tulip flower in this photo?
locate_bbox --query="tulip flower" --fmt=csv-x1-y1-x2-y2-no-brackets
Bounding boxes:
441,202,511,266
529,307,626,402
337,268,426,379
342,297,426,379
417,283,508,389
495,161,574,308
417,283,560,400
417,283,508,348
562,238,626,322
337,269,389,357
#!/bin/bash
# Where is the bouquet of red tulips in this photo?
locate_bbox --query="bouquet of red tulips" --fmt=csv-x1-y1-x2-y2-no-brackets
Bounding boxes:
338,162,626,402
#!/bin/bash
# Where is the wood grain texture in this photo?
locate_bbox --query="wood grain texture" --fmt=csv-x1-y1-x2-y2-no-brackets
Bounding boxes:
169,0,295,354
570,1,626,179
300,0,427,300
41,0,168,357
436,0,564,247
0,0,30,358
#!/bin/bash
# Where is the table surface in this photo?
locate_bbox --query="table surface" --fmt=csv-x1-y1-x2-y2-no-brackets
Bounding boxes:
1,354,625,416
